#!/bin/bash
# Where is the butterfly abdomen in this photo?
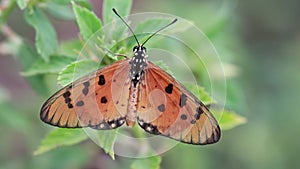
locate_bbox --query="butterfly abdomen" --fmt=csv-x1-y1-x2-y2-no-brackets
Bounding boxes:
126,82,140,127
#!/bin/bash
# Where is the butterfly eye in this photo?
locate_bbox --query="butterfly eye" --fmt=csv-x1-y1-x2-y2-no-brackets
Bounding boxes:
142,46,147,52
133,46,138,52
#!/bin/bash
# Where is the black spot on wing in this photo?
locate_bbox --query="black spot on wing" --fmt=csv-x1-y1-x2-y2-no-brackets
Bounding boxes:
63,91,73,108
165,83,173,94
82,88,89,96
157,104,165,112
64,98,71,104
101,96,107,104
196,106,204,115
63,91,71,98
67,103,73,109
76,100,84,107
194,106,204,120
194,113,201,120
190,119,196,124
180,114,187,120
98,75,105,85
82,81,90,96
179,93,187,107
83,81,90,87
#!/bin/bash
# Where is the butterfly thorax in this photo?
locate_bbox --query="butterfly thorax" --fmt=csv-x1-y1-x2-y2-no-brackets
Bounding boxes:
129,46,148,87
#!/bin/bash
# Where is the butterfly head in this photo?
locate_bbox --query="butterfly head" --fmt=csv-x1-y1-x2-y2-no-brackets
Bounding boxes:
133,45,146,53
111,8,177,86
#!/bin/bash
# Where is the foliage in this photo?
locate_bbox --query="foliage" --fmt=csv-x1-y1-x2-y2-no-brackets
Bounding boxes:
34,128,88,156
0,0,246,169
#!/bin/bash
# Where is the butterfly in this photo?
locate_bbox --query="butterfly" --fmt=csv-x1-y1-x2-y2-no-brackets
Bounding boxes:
40,8,220,145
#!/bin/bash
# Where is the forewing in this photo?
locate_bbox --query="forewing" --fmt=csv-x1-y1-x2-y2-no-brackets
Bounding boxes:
40,59,131,129
137,62,220,145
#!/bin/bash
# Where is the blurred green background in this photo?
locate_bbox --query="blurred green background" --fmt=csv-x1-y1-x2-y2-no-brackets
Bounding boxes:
1,0,300,169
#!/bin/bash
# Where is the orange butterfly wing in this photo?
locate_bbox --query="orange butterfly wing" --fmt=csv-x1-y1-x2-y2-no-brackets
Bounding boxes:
40,59,131,129
137,62,220,145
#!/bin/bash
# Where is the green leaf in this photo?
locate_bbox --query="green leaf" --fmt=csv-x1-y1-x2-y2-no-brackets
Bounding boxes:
4,39,49,95
18,43,50,95
184,83,214,105
103,0,132,25
25,7,58,61
5,39,36,69
57,60,99,86
75,1,93,10
21,55,76,76
131,156,162,169
46,0,93,10
102,0,132,42
34,128,88,155
97,130,118,160
48,0,73,4
45,2,75,20
4,39,39,71
0,102,31,131
213,109,247,130
27,75,50,96
50,0,89,5
72,1,102,41
16,0,27,9
59,40,83,58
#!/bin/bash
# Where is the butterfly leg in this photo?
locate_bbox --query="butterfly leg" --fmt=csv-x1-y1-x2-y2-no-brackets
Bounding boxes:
95,45,129,59
106,49,129,59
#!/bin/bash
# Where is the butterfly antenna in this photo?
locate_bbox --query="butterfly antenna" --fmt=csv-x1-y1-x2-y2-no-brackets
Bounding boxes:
112,8,140,46
141,18,178,47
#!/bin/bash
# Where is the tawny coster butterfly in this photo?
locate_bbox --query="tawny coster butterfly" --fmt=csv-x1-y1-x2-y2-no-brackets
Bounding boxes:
40,8,220,145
